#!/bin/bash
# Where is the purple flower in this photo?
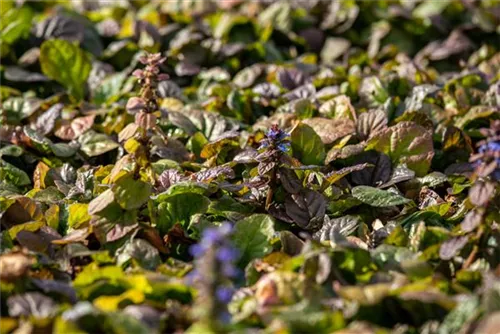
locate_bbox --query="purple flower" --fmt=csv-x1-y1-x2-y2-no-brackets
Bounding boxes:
215,286,234,303
202,228,224,245
189,244,205,258
277,142,291,152
216,246,240,262
187,221,240,321
266,125,289,142
480,141,500,153
218,311,231,324
471,137,500,181
259,124,291,154
221,263,239,278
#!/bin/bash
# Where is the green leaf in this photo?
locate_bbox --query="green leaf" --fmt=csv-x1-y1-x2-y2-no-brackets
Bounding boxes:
0,196,17,215
92,72,127,105
157,193,210,235
50,142,79,158
9,221,45,239
0,145,23,157
0,160,31,187
232,214,275,267
0,6,33,45
78,130,119,157
258,1,292,32
438,295,479,334
187,132,209,158
40,39,92,101
88,189,123,221
413,0,452,19
116,239,160,270
366,121,434,176
351,186,411,207
112,175,151,210
68,203,91,229
290,122,325,165
73,263,124,288
106,311,151,334
0,86,22,100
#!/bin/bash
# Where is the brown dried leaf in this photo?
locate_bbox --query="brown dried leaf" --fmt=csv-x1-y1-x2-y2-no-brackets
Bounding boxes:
0,251,34,282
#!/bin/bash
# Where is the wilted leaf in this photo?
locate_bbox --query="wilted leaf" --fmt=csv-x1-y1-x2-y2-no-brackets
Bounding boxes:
34,14,84,43
277,68,307,90
350,151,392,186
4,66,48,82
55,115,95,140
461,209,483,233
319,95,356,120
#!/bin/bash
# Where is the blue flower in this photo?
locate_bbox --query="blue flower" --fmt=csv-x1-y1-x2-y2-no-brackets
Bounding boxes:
216,246,240,262
218,311,232,324
258,140,270,150
266,128,289,142
189,244,205,257
480,140,500,153
266,124,289,141
215,286,234,303
202,228,224,244
472,139,500,181
221,263,239,278
187,221,240,323
267,127,281,140
259,124,291,154
277,142,291,153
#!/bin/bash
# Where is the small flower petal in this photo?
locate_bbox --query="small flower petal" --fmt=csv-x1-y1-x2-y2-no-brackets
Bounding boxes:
215,286,234,303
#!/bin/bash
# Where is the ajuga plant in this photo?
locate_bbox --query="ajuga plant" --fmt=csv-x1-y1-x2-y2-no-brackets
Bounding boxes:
188,222,240,332
455,120,500,270
119,52,169,182
4,1,500,333
250,124,327,231
87,53,170,228
255,124,292,209
471,120,500,181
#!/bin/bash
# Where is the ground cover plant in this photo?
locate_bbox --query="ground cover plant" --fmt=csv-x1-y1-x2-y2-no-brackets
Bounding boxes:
1,0,500,333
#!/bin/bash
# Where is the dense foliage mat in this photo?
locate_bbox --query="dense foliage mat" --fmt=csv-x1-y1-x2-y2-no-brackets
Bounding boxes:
1,1,500,333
